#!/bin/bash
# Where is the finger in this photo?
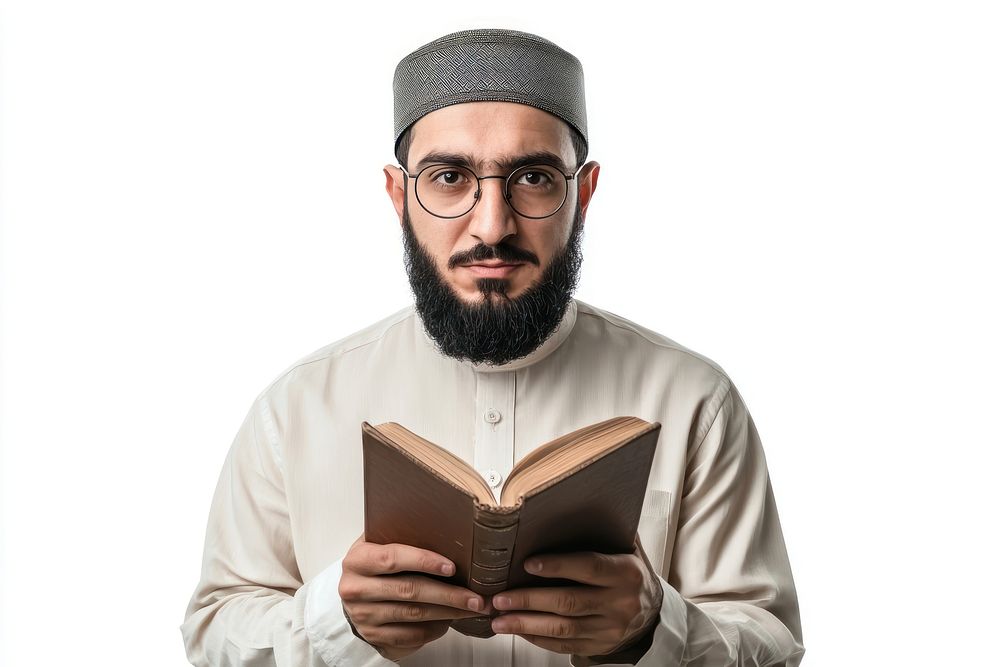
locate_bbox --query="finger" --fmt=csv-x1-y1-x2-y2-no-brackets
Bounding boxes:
346,541,456,578
347,601,488,625
490,610,595,641
521,551,640,587
340,572,485,612
364,619,452,650
491,586,604,617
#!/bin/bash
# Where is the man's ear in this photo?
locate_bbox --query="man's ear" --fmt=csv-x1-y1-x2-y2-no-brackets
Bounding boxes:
383,164,406,223
577,160,601,218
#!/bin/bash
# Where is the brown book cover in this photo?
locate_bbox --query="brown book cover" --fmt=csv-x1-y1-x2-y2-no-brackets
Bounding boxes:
361,416,662,639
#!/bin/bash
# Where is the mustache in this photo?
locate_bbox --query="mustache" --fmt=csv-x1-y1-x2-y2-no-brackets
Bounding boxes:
447,242,539,270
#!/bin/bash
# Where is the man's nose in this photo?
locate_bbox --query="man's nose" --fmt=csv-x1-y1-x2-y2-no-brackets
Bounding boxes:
467,177,518,245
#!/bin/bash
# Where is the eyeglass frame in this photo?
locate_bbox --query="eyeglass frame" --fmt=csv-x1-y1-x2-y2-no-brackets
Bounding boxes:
397,161,584,220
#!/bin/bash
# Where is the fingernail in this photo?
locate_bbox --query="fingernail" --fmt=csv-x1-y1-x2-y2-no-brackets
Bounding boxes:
525,559,542,573
441,562,455,575
493,595,510,609
467,597,482,611
492,619,508,633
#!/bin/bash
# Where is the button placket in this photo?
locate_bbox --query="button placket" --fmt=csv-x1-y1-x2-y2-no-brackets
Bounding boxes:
473,371,516,506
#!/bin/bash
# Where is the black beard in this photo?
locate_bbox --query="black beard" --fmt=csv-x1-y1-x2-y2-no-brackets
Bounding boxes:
401,197,585,367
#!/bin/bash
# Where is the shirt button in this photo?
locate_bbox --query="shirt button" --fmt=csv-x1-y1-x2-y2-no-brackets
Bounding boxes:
486,470,503,488
484,409,501,423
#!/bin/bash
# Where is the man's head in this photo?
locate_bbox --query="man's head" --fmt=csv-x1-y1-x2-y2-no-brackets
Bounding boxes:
384,30,600,366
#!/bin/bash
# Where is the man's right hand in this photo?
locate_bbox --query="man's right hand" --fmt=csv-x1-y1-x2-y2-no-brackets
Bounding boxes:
339,534,491,662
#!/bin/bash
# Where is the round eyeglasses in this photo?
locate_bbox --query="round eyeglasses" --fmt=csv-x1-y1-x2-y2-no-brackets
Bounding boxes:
399,163,581,219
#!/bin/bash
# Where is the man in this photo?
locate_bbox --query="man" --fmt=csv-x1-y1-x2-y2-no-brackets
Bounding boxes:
180,28,805,666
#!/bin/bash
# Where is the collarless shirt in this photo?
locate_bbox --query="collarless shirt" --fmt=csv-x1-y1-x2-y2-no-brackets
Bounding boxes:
180,298,805,666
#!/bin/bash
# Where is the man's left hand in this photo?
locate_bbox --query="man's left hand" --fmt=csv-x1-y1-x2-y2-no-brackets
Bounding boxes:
488,542,663,658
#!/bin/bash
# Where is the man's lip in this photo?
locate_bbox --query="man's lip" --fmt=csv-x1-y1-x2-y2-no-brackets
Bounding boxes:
461,262,525,277
463,262,524,268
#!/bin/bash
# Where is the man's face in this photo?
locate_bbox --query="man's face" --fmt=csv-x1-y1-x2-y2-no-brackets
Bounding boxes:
384,102,600,365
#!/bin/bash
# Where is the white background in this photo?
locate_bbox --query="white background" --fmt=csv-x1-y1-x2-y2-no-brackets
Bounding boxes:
2,2,997,665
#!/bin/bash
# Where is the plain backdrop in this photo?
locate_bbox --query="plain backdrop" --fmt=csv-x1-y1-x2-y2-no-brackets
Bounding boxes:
1,2,997,665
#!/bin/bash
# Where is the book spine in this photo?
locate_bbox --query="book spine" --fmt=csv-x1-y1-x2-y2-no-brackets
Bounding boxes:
451,507,519,639
468,507,519,595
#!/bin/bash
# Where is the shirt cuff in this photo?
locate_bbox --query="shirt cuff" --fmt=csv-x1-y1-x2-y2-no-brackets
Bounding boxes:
304,557,398,666
633,574,688,666
570,574,686,667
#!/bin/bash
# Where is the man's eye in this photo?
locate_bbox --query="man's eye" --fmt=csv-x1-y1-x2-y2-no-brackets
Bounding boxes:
517,170,553,187
431,169,467,186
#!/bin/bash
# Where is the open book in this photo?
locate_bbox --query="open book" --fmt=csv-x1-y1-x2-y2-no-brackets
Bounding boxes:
361,416,662,638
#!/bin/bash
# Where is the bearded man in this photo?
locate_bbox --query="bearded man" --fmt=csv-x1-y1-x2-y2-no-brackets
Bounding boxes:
181,27,805,667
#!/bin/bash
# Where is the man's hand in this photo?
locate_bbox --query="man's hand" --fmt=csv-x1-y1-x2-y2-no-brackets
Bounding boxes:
339,534,492,662
488,540,663,660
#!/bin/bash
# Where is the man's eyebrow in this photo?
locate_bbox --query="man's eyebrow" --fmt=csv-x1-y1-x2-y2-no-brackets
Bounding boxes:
411,150,571,174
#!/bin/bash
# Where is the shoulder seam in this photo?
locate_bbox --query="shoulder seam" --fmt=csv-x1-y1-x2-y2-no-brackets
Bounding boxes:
258,308,415,397
687,378,734,466
576,306,727,380
255,394,284,475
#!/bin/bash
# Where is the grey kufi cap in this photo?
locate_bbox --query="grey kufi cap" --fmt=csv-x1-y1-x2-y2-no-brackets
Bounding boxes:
393,28,588,162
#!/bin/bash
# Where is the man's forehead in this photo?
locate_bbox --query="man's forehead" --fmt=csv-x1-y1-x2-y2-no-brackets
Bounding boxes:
410,149,573,175
408,103,574,173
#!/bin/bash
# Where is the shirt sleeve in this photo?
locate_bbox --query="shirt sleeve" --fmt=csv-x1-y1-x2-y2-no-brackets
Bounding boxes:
179,393,396,667
304,556,400,666
574,380,806,667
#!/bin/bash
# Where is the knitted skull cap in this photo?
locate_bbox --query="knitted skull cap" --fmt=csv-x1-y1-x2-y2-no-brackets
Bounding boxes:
392,27,588,164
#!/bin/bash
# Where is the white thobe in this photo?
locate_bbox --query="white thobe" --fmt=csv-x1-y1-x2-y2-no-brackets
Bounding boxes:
180,298,805,666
